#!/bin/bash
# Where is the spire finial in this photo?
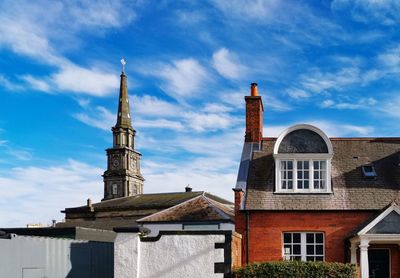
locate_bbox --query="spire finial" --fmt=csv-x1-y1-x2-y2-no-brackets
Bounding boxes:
120,58,126,73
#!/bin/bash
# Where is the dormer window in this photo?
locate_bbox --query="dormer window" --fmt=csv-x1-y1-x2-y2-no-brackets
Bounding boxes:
274,125,333,193
362,165,377,179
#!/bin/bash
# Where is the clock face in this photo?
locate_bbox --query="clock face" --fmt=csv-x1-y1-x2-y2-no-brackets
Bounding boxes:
112,158,120,169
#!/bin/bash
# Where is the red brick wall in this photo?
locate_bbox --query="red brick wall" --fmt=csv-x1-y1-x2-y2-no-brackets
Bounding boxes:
236,210,375,264
245,96,263,142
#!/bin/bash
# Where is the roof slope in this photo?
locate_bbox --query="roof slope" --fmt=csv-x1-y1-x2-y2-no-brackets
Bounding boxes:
59,191,232,230
137,193,234,223
244,138,400,210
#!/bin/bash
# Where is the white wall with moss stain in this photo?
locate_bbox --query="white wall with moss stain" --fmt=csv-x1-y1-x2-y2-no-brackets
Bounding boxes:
114,233,226,278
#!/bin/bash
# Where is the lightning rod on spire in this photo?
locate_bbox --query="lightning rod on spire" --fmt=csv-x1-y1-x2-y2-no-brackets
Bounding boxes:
120,58,126,73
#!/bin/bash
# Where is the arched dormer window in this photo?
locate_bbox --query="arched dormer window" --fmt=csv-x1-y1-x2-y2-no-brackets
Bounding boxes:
273,124,333,193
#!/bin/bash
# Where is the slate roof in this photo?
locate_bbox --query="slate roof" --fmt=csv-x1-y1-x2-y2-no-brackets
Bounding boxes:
244,138,400,210
137,193,234,223
58,191,233,230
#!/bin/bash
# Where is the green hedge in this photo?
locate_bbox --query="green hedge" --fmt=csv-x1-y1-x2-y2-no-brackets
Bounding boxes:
233,261,357,278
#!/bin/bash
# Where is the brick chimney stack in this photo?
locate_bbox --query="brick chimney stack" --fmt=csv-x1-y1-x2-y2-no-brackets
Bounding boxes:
245,83,263,142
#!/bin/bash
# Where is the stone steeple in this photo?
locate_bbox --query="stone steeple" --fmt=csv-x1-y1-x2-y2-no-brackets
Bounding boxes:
102,62,144,201
115,70,132,129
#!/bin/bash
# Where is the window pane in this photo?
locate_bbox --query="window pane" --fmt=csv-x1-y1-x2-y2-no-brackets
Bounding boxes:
306,256,315,261
298,171,303,179
298,181,303,188
306,233,314,243
293,233,300,243
314,161,319,169
314,171,319,179
316,256,323,261
288,161,293,169
288,181,293,189
316,233,323,243
288,171,292,179
304,171,309,179
282,181,286,189
314,181,319,188
283,171,286,179
306,245,314,255
316,245,323,255
293,244,301,255
304,181,309,189
320,181,325,189
281,161,286,169
320,161,326,169
297,161,302,169
321,171,326,179
284,233,291,243
293,256,301,261
304,161,309,169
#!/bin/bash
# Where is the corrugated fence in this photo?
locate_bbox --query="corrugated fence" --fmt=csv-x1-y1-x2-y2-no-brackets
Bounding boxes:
0,234,113,278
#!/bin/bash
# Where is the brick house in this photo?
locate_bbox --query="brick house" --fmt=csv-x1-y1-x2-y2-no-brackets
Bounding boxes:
234,83,400,278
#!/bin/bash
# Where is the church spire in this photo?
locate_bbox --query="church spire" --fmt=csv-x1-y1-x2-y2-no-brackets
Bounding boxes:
103,59,144,201
115,59,132,128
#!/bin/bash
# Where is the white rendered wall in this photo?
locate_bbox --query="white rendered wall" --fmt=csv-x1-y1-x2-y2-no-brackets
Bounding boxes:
114,233,226,278
114,233,140,278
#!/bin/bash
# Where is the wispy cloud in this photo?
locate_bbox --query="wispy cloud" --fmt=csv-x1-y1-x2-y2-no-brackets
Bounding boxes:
0,159,103,227
212,48,247,79
0,0,136,96
74,106,114,131
21,75,51,93
332,0,400,26
52,64,119,96
157,58,210,100
321,97,377,110
0,75,23,91
264,120,374,137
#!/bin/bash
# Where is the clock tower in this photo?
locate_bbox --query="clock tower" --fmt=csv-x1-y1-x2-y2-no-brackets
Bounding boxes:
102,64,144,200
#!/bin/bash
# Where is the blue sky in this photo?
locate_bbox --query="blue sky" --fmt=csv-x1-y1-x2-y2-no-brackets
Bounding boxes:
1,0,400,227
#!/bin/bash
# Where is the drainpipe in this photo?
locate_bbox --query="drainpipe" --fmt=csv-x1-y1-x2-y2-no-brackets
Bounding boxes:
246,210,250,264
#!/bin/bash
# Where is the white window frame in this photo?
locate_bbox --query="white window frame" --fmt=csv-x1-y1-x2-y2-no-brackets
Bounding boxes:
275,154,332,193
273,124,333,194
282,232,325,262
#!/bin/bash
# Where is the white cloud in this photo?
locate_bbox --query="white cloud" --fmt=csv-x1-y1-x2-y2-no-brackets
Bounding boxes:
74,106,115,131
157,58,209,99
0,75,23,91
321,97,377,110
183,112,238,132
21,75,51,93
264,121,374,137
301,67,363,93
378,46,400,70
52,64,119,96
131,95,181,117
287,88,311,99
0,159,103,227
0,0,136,96
136,119,184,130
331,0,400,25
212,48,246,79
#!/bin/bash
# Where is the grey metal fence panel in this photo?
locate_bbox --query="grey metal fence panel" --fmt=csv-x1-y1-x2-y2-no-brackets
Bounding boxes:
0,235,113,278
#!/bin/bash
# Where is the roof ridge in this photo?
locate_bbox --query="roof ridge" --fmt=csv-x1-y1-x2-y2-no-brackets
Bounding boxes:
136,194,203,222
202,195,233,220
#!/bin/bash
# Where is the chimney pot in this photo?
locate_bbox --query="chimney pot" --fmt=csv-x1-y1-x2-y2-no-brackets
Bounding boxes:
250,83,259,96
87,198,92,207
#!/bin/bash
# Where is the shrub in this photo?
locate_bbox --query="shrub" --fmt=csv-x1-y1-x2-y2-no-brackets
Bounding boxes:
233,260,357,278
